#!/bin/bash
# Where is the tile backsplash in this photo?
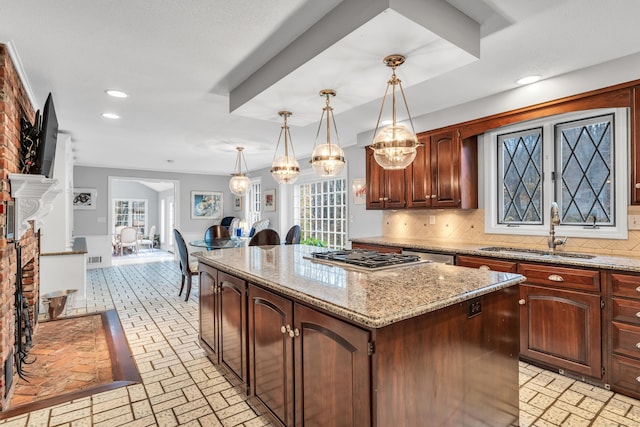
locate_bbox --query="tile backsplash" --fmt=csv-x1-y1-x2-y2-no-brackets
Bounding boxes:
382,207,640,258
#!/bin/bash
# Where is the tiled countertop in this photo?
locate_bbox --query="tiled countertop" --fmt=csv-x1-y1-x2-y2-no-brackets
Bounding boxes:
194,245,524,329
351,236,640,273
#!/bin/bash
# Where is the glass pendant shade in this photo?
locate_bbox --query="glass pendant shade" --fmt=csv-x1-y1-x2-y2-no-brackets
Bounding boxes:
310,89,346,177
370,54,419,170
229,147,251,196
270,111,300,184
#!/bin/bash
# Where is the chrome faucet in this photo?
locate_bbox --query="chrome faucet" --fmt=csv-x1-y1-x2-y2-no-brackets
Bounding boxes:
548,202,567,251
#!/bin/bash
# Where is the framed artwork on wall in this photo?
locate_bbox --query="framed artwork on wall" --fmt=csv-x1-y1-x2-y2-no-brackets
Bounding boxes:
73,188,97,210
352,178,366,205
233,195,242,211
263,189,276,212
191,191,223,219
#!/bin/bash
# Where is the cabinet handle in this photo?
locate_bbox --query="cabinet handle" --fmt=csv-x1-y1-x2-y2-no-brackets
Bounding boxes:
478,265,491,271
635,183,640,189
431,195,437,199
281,325,287,334
636,286,640,293
548,274,564,282
294,328,300,337
637,376,640,383
379,197,384,201
518,299,526,305
636,312,640,318
383,197,389,201
636,342,640,349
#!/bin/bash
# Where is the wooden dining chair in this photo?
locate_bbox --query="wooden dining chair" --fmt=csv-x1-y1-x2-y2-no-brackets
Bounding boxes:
173,229,198,301
285,225,301,245
119,227,139,255
205,225,230,241
249,229,281,246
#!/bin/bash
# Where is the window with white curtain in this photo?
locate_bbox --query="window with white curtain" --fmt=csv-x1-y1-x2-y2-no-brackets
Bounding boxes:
294,177,347,249
484,108,628,239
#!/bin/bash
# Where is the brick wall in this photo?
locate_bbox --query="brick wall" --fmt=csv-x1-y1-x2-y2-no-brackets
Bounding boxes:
0,44,38,409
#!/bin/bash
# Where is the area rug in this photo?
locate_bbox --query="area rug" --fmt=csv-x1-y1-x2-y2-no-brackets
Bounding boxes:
1,309,140,419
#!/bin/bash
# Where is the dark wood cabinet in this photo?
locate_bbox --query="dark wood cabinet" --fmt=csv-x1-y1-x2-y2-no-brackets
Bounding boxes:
518,263,602,378
199,264,218,359
365,146,407,209
456,255,517,273
608,272,640,398
366,129,477,210
248,284,370,427
218,271,248,386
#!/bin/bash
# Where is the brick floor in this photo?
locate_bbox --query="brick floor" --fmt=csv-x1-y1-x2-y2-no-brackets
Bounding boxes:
0,260,638,426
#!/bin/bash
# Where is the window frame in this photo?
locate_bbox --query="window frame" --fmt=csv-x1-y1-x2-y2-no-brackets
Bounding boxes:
483,108,629,240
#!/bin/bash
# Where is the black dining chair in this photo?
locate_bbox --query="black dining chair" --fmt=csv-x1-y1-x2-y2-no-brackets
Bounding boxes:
220,216,236,231
249,229,281,246
284,225,301,245
173,229,198,301
205,225,230,241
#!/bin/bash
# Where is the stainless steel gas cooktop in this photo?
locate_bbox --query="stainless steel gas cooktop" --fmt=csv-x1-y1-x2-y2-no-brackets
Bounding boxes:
308,249,426,270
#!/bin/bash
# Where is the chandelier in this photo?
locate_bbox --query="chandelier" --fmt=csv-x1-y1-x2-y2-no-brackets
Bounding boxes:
270,111,300,184
310,89,345,177
229,146,251,196
370,54,419,170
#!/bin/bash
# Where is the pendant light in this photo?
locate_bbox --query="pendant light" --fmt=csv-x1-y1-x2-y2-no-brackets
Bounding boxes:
270,111,300,184
370,54,419,170
229,146,251,196
310,89,345,177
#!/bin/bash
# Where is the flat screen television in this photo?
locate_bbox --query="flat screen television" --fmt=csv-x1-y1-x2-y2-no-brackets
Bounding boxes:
36,93,58,178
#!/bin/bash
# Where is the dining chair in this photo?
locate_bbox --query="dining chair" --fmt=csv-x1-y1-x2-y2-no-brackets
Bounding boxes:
205,225,230,241
285,225,301,245
248,218,270,237
220,216,236,231
249,229,281,246
119,227,139,255
173,229,198,301
138,225,156,251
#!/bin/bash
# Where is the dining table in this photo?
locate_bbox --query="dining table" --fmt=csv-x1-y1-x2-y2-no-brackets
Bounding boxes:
188,237,248,250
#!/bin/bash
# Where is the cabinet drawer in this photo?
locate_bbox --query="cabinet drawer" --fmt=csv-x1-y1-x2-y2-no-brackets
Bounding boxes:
456,255,517,273
611,354,640,396
612,321,640,359
518,263,600,292
611,273,640,299
612,298,640,325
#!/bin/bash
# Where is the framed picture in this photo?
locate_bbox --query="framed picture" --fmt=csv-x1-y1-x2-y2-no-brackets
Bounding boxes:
352,178,366,205
73,188,97,210
233,195,242,212
191,191,223,219
263,189,276,212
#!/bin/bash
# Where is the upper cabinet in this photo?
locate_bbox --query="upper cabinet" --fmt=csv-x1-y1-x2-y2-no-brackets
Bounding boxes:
366,129,478,210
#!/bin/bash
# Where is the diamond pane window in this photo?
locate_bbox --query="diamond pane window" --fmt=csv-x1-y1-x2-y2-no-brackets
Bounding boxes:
497,128,543,224
556,114,613,226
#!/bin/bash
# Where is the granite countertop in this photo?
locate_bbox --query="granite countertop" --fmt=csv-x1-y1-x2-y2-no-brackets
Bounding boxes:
194,245,524,329
351,236,640,273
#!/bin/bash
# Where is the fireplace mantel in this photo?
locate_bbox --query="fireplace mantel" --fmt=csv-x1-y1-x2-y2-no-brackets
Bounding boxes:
8,174,61,241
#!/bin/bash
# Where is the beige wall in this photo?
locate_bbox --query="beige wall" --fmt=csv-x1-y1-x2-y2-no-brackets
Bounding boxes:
382,207,640,257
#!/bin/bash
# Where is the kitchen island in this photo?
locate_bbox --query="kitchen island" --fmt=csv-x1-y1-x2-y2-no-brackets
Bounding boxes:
194,245,525,426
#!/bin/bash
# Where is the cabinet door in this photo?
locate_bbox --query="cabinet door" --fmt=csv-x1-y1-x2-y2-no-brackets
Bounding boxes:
198,264,218,361
248,284,294,426
520,284,602,377
219,271,247,386
430,129,461,208
365,147,385,210
384,168,407,209
294,303,371,427
407,140,432,208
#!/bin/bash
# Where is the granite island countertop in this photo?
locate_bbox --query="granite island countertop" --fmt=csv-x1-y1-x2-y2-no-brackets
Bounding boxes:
350,236,640,272
194,245,524,329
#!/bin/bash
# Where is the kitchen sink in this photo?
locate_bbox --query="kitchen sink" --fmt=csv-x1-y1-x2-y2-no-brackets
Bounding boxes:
479,246,596,259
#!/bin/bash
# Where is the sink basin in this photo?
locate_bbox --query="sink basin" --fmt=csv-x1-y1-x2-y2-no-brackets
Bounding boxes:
479,246,596,259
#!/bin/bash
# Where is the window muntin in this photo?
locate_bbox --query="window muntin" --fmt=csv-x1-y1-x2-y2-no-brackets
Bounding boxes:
498,128,543,224
484,108,628,239
248,179,261,225
556,114,614,226
113,199,147,235
294,177,347,249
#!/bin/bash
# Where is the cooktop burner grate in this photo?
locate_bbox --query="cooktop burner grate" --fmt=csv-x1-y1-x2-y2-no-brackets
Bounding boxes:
310,250,421,269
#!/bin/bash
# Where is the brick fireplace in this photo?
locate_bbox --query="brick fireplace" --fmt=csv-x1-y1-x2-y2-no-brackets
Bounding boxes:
0,44,39,410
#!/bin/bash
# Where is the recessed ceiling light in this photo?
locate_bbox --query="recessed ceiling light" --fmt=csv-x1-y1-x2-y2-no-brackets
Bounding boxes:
516,75,542,85
105,89,128,98
101,112,120,119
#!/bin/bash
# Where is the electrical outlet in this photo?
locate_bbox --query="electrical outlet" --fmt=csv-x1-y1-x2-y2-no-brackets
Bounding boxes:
429,215,436,225
629,215,640,230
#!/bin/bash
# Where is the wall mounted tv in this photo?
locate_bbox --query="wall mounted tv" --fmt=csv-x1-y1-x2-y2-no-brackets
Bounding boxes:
36,93,58,178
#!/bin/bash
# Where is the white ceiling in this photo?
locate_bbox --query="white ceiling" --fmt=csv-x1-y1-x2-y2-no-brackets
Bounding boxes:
1,0,640,176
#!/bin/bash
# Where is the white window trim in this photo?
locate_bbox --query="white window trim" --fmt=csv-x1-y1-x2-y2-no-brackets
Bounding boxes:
483,108,629,240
